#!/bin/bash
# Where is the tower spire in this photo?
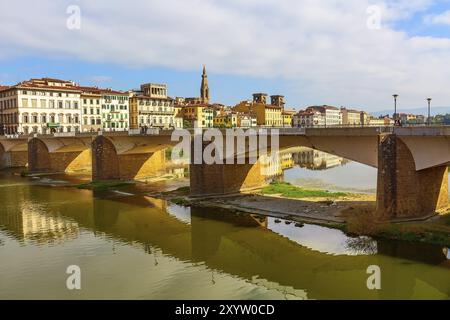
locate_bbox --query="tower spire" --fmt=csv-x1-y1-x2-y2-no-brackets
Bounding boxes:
200,65,209,104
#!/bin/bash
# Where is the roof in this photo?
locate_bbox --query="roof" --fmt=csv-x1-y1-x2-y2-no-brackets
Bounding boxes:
307,105,339,111
131,95,173,101
265,105,283,110
4,78,127,95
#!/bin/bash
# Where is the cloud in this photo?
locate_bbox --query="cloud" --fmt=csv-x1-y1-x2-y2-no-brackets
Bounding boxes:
424,10,450,25
0,0,450,110
89,75,112,83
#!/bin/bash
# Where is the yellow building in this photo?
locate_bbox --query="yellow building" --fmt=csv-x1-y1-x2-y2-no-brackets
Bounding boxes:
341,107,362,125
234,100,282,127
282,109,296,127
213,112,238,128
181,104,214,128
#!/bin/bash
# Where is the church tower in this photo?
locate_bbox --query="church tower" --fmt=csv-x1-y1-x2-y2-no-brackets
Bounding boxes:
200,65,209,104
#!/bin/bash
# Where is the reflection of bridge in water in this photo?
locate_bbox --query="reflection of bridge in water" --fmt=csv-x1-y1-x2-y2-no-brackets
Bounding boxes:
292,147,348,170
1,184,448,299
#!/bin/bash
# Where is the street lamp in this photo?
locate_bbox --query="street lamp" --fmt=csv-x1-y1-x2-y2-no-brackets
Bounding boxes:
427,98,432,126
393,94,398,125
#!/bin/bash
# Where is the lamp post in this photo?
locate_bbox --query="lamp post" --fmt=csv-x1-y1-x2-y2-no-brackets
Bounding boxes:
393,94,398,125
427,98,432,126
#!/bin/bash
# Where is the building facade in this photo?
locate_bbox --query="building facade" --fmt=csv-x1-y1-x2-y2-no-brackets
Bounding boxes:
129,83,176,130
234,93,283,127
293,109,325,127
101,90,129,132
80,87,102,132
0,78,82,135
341,107,362,125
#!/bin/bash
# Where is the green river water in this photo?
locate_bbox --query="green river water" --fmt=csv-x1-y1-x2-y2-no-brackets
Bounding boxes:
0,166,449,300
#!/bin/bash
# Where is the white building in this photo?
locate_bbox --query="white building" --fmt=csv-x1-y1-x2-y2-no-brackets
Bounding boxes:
101,89,129,132
80,87,102,132
0,78,82,134
129,83,176,130
293,109,325,127
293,105,342,127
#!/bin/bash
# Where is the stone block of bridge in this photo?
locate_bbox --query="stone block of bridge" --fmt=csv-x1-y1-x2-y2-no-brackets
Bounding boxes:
376,134,448,219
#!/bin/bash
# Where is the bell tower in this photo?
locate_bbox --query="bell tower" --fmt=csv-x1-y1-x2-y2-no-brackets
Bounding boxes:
200,65,209,104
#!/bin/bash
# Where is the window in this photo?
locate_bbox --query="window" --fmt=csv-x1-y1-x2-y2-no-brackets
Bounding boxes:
21,99,28,108
31,99,37,108
49,100,55,108
40,99,47,108
58,101,63,109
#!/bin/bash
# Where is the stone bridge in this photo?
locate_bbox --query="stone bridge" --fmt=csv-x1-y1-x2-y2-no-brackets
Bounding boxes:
0,137,28,169
1,126,449,219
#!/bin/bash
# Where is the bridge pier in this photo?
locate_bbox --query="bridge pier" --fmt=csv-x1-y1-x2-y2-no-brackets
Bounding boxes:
189,141,267,196
376,134,448,219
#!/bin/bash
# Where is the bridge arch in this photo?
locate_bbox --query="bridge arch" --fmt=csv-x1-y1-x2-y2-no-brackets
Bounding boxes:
0,139,28,169
28,137,92,174
92,135,174,181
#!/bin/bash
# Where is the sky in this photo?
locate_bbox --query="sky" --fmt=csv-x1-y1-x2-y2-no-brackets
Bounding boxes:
1,0,450,112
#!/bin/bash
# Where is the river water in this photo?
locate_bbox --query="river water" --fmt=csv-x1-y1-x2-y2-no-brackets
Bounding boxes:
0,148,449,299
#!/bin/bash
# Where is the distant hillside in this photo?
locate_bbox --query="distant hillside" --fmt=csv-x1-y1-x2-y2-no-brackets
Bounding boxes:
371,106,450,117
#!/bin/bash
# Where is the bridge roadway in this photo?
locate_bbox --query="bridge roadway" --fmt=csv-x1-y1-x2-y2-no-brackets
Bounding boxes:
0,126,449,219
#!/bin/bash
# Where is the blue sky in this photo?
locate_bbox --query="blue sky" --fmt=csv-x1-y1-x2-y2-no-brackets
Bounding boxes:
1,0,450,112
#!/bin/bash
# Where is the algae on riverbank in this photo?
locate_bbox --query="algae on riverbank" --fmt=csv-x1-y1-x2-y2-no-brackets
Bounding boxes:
76,181,135,191
261,181,348,198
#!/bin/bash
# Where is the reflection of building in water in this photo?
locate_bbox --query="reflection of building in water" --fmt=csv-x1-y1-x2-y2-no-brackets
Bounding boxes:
0,202,79,244
260,152,294,178
164,167,188,179
292,147,347,170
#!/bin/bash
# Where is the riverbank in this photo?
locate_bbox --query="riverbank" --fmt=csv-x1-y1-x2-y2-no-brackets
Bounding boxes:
163,182,450,247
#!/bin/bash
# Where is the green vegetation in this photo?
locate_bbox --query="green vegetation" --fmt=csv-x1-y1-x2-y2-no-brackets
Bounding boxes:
20,170,30,177
161,186,190,196
170,197,191,206
343,205,450,246
76,181,134,191
261,181,347,199
376,223,450,246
